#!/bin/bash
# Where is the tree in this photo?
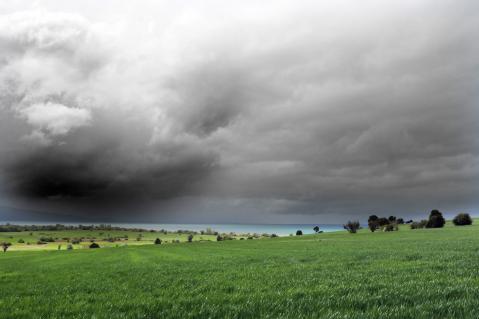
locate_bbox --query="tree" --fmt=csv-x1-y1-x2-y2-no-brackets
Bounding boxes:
397,218,404,224
368,215,379,222
187,234,194,242
2,242,11,253
313,226,320,233
452,213,473,226
216,235,223,241
368,220,379,232
426,210,445,228
388,216,397,223
154,238,162,245
343,221,360,234
377,218,390,226
410,220,428,229
296,230,303,236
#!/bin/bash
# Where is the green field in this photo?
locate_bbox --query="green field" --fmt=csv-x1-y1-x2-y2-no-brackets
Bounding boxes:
0,228,232,251
1,222,478,318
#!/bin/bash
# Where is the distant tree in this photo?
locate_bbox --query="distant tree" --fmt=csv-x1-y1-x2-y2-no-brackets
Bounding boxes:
89,242,100,249
410,220,428,229
397,218,404,224
313,226,320,233
405,220,413,224
452,213,473,226
376,218,389,226
383,223,398,232
154,238,162,245
187,234,194,242
368,220,379,232
67,244,73,250
343,221,361,234
296,230,303,236
271,233,278,238
216,235,223,241
368,215,379,223
426,210,445,228
2,242,11,252
388,216,396,222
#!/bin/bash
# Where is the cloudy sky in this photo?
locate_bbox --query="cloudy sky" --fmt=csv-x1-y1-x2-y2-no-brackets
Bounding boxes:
0,0,478,223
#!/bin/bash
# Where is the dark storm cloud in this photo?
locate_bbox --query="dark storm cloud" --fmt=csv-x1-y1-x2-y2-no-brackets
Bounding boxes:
0,1,478,222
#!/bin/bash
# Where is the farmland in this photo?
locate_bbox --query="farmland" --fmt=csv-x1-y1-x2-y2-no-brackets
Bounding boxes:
0,222,478,318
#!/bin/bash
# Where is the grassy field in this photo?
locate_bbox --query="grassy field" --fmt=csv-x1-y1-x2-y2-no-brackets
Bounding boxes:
0,222,478,318
0,229,246,251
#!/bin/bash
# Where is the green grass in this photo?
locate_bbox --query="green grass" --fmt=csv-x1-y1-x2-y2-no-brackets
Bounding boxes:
0,229,232,251
1,222,478,318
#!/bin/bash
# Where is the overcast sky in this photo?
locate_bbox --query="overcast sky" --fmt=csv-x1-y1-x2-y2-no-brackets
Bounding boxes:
0,0,478,223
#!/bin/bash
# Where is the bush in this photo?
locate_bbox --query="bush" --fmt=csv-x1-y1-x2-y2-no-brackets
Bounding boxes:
187,234,194,242
271,233,278,238
154,238,162,245
453,213,472,226
216,235,223,241
426,210,445,228
410,220,428,229
89,242,100,249
39,237,55,242
368,220,379,232
71,239,81,244
377,218,390,226
296,230,303,236
343,221,360,233
2,242,11,252
383,223,398,232
17,239,25,243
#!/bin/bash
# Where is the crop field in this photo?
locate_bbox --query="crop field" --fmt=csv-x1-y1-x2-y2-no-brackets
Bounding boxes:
0,222,478,318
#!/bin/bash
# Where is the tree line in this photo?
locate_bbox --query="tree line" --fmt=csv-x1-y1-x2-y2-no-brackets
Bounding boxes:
342,210,473,233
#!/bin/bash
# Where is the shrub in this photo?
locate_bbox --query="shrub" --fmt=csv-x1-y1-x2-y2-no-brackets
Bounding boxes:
216,235,223,241
271,233,278,238
71,239,81,244
154,238,162,245
368,220,379,232
67,244,73,250
17,239,25,243
37,241,47,245
39,237,55,242
377,218,390,226
296,230,303,236
343,221,360,233
410,220,428,229
89,242,100,249
426,210,445,228
452,213,472,226
383,223,398,232
2,242,11,252
187,234,194,242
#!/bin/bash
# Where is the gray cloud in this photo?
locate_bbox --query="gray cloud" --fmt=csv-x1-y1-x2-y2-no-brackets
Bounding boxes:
0,1,478,222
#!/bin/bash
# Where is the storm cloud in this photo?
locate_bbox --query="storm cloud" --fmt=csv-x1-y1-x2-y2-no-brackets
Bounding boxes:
0,0,478,222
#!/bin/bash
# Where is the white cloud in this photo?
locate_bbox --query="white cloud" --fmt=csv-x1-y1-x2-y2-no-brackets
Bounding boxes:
19,102,91,136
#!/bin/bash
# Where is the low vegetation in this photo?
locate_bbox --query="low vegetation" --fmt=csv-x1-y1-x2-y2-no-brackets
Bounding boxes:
0,220,478,318
453,213,473,226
